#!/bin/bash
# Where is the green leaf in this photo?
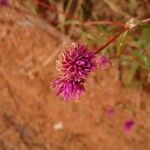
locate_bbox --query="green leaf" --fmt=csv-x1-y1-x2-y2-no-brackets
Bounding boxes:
132,50,150,70
139,24,150,50
117,30,128,55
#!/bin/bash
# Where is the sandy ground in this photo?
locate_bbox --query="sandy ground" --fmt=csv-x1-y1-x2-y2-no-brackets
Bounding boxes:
0,4,150,150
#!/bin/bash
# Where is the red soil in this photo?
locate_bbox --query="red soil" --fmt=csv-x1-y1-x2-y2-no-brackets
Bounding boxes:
0,4,150,150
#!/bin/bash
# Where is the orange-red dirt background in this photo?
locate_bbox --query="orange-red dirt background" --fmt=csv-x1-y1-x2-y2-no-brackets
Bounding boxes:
0,3,150,150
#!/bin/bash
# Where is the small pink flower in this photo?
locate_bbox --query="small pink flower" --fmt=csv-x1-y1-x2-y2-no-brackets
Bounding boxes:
96,55,110,69
106,106,114,116
123,120,135,133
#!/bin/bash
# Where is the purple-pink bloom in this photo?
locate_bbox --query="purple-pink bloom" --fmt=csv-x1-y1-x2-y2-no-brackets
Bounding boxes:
56,42,96,80
97,55,110,69
106,106,114,116
51,42,96,100
0,0,8,5
123,120,135,133
51,78,85,101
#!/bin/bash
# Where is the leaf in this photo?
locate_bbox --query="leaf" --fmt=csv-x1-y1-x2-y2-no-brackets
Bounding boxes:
117,30,128,55
138,24,150,50
132,50,150,70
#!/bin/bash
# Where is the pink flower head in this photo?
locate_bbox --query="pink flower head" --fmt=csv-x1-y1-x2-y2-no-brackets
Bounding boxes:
123,120,135,133
56,42,96,80
51,42,96,100
0,0,8,5
97,55,110,69
51,78,85,101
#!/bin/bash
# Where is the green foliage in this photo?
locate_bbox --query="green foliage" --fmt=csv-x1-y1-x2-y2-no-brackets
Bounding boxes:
139,24,150,50
131,50,150,70
117,30,128,55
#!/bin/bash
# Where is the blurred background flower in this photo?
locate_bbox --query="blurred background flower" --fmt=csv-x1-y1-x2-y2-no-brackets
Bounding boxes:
0,0,8,5
123,119,135,133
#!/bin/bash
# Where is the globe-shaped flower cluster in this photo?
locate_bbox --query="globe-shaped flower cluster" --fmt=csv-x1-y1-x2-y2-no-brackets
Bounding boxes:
51,42,96,100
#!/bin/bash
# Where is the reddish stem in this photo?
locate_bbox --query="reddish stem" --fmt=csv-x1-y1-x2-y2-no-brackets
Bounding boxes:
95,28,128,54
142,18,150,23
94,17,150,55
83,20,125,28
35,0,61,13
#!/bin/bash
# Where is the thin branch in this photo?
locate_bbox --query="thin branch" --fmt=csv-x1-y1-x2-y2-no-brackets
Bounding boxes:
35,0,80,20
83,20,125,28
142,18,150,23
35,0,126,28
103,0,131,19
95,28,128,54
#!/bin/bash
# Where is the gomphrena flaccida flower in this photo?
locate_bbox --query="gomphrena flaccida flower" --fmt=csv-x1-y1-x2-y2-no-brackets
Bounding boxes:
51,78,85,101
56,42,96,80
51,42,96,100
